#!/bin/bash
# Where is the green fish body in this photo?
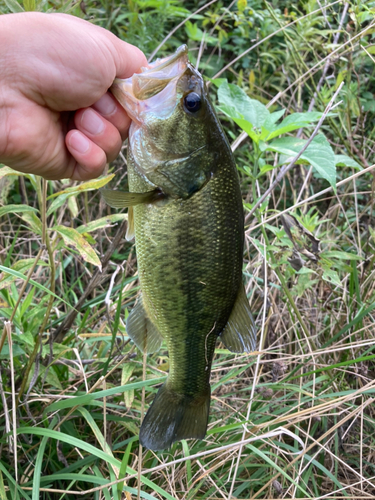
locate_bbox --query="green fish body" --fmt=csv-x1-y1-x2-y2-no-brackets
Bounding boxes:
102,46,256,451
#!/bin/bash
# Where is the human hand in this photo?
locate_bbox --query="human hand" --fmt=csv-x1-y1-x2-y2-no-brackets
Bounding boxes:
0,12,147,180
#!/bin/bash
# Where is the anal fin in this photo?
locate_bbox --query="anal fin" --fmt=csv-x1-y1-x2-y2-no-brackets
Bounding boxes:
126,296,163,353
220,284,256,353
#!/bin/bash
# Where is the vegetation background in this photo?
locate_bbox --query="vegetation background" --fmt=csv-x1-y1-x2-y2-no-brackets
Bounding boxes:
0,0,375,498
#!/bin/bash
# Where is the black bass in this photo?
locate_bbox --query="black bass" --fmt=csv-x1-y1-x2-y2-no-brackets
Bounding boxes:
102,45,256,451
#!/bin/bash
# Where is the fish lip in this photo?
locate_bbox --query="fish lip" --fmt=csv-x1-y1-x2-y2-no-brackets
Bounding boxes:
145,44,188,73
111,44,189,105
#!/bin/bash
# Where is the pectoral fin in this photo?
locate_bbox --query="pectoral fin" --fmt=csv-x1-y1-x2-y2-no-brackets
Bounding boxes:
100,188,163,208
126,296,163,353
125,206,135,241
220,285,257,353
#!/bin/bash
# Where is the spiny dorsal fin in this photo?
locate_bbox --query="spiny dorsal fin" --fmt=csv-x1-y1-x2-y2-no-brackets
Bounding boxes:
100,188,162,208
220,284,256,353
126,206,135,241
126,296,163,353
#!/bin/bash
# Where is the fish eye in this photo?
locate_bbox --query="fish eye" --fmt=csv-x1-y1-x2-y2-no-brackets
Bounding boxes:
184,92,201,113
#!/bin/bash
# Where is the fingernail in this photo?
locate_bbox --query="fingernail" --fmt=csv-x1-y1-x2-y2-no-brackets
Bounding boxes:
69,131,90,154
94,93,117,116
81,108,105,135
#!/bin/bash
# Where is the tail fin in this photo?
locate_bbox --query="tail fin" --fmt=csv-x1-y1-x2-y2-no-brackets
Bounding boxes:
139,383,210,451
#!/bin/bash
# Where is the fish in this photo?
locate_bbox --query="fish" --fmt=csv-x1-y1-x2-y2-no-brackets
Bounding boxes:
101,45,256,451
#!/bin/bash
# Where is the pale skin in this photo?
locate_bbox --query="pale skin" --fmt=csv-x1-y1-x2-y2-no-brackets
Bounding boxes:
0,12,148,180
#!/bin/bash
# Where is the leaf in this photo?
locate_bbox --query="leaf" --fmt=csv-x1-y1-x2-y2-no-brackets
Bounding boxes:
217,81,269,141
263,112,323,141
0,204,38,218
47,174,115,199
3,0,24,12
334,154,362,170
264,134,336,189
0,343,26,359
16,427,176,500
20,212,42,235
322,251,362,261
23,0,35,10
0,259,44,290
68,196,79,218
0,165,26,178
52,225,101,269
0,265,69,305
45,376,166,412
322,269,341,287
184,21,217,44
76,214,127,234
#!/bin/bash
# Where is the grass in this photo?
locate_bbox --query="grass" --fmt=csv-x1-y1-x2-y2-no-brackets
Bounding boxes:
1,0,375,499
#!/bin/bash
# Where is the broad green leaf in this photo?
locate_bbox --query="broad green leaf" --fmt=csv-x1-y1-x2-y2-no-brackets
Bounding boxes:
184,21,217,44
0,343,26,359
0,204,38,218
217,81,269,132
264,134,336,188
217,112,263,143
47,174,115,199
52,225,101,268
260,109,286,136
335,154,362,170
76,214,127,234
322,268,341,286
263,112,323,141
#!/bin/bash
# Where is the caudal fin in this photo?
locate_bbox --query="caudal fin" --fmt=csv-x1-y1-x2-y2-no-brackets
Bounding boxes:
139,383,210,451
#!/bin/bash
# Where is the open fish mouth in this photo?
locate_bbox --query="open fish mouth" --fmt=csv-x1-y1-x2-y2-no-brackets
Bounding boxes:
110,45,189,122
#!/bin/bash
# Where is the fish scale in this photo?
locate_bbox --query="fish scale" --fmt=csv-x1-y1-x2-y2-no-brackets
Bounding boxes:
101,45,256,450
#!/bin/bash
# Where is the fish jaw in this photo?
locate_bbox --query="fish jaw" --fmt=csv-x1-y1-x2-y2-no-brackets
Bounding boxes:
110,44,189,125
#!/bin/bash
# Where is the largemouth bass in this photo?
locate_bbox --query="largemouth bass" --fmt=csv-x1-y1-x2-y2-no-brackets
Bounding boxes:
102,45,256,451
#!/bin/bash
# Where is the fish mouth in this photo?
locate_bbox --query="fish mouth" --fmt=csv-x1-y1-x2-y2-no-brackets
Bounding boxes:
110,45,190,122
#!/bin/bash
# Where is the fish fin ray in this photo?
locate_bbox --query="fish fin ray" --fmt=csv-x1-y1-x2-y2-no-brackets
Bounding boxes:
100,188,160,208
126,296,163,353
140,383,210,451
125,206,135,241
220,284,257,353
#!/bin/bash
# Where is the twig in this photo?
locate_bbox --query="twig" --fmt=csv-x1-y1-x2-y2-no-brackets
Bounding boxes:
227,229,269,499
307,2,349,113
245,82,344,222
248,162,375,232
212,0,343,80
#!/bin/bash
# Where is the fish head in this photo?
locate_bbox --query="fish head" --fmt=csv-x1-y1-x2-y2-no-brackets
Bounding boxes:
111,45,227,198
